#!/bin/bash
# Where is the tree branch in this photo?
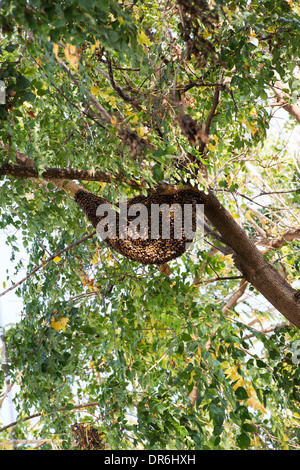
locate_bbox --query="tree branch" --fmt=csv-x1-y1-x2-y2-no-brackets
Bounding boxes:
222,279,248,315
266,228,300,250
0,230,96,299
0,401,99,434
270,67,300,124
199,82,223,155
56,56,112,124
202,190,300,328
0,162,143,190
106,58,143,112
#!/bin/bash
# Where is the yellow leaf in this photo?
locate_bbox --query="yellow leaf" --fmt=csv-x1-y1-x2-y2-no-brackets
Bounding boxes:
124,106,133,116
188,370,196,385
92,251,99,265
91,85,101,95
248,395,267,414
51,316,69,331
100,89,115,99
53,43,59,60
90,40,100,53
129,114,139,124
158,329,167,339
111,115,118,126
108,96,117,108
53,256,62,264
137,30,151,46
137,126,147,137
251,125,258,137
64,43,79,70
225,253,234,263
249,108,258,117
202,29,211,40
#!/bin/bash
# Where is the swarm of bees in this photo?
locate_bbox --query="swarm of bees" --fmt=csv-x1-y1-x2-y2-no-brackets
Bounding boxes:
74,186,203,266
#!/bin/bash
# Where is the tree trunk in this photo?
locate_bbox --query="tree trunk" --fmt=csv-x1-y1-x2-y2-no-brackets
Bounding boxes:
202,190,300,328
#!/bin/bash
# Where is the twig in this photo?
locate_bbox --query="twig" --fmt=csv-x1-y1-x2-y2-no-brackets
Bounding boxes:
144,344,175,375
56,55,112,124
0,231,96,298
106,58,143,112
0,439,54,447
0,371,23,409
195,275,245,285
0,401,99,433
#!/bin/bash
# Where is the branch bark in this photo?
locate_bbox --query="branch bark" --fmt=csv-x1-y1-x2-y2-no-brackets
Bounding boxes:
270,67,300,124
0,162,142,190
222,279,248,315
202,190,300,328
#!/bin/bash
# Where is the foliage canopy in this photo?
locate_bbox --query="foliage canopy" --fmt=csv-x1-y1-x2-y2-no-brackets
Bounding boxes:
0,0,300,450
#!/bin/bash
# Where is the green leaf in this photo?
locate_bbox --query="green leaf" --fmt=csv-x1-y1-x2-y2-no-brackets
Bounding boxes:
64,403,75,410
22,91,36,103
237,432,251,450
209,403,225,429
15,76,31,91
152,163,164,182
242,423,256,433
80,325,98,335
235,386,249,400
22,67,37,76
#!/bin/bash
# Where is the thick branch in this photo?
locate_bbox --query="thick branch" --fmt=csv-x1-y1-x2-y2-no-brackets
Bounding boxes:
270,67,300,124
270,228,300,249
255,228,300,250
0,163,142,190
202,190,300,328
222,279,248,315
271,83,300,123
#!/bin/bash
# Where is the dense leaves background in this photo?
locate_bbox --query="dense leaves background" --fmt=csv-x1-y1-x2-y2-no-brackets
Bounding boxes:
0,0,300,450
